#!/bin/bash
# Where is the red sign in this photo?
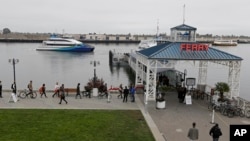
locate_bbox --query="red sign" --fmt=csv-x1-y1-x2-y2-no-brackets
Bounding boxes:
180,43,209,51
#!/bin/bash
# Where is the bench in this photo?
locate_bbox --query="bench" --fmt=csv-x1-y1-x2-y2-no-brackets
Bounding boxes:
65,88,77,96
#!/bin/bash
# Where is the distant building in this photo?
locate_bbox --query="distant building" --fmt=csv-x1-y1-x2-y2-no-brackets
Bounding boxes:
80,33,168,42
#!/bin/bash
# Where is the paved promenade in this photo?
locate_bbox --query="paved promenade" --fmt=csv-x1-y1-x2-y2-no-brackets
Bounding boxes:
138,92,250,141
1,91,250,141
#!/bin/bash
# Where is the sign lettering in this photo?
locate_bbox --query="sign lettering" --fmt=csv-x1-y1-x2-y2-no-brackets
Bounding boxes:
234,129,247,136
180,43,209,51
230,125,250,141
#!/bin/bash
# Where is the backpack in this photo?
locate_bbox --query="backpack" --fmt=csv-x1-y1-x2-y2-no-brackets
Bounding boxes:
39,87,43,93
213,128,222,136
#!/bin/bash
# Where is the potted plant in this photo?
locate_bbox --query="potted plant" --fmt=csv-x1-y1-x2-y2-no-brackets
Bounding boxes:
156,92,166,109
215,82,230,102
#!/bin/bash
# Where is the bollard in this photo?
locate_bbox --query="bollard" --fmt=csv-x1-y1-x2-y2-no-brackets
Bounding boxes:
210,108,215,124
107,92,111,103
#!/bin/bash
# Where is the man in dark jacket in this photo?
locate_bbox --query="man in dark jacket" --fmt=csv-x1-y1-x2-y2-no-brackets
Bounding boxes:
123,86,129,102
75,83,81,99
0,80,2,98
11,81,17,95
209,123,222,141
59,84,68,104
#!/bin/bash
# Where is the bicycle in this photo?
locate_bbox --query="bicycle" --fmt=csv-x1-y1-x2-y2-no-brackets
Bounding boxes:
98,91,112,99
81,91,91,98
117,92,123,99
234,107,245,117
244,106,250,118
220,104,244,118
208,100,221,111
19,89,37,99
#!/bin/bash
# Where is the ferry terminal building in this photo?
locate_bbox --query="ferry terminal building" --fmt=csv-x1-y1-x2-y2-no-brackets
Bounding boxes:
130,24,243,103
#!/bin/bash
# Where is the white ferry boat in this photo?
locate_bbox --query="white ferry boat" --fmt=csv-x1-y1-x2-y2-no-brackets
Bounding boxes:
36,37,95,52
213,40,238,46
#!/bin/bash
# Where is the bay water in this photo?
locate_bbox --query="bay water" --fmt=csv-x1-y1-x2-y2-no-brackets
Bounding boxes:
0,42,249,101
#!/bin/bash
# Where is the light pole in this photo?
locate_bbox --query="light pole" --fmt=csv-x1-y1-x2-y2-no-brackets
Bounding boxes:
183,69,187,87
90,60,100,87
9,58,19,92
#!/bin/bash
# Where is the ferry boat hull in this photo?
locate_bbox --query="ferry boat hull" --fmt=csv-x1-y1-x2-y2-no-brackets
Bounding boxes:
36,45,95,52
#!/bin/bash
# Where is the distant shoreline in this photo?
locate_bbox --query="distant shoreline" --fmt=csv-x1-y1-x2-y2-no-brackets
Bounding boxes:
0,38,250,44
0,38,140,44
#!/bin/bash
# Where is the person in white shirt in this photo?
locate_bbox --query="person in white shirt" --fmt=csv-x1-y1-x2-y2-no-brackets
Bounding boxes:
52,82,60,98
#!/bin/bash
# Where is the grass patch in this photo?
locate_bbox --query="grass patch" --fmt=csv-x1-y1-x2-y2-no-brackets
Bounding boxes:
0,109,155,141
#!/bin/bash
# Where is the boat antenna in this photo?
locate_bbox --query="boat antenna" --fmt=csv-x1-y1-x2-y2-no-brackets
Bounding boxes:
183,4,185,24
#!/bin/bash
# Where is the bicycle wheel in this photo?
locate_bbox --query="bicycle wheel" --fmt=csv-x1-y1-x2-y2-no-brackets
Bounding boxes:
222,109,228,116
245,110,250,118
214,105,220,112
108,94,112,99
117,94,122,99
208,103,213,110
239,109,245,117
30,92,37,99
220,106,225,114
19,92,26,99
234,108,240,117
228,110,234,118
98,93,102,99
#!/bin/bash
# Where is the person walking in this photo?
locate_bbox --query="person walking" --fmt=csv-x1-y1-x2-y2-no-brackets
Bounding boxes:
123,86,129,102
39,83,47,98
75,83,81,99
117,84,123,99
209,123,222,141
52,82,60,98
0,80,2,98
130,85,136,102
187,122,199,141
27,80,34,98
11,81,17,95
59,84,67,104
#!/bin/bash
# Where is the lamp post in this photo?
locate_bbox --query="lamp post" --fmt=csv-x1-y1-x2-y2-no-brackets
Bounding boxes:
9,58,19,92
183,69,187,87
90,60,100,87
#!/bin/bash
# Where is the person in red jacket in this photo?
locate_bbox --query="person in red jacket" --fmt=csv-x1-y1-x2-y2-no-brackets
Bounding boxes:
39,83,47,98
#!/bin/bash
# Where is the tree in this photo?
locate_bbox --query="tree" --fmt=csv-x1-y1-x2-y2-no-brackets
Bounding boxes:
3,28,11,34
215,82,230,101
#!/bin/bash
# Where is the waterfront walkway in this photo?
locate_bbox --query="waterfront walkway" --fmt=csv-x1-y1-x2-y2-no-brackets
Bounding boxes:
1,91,250,141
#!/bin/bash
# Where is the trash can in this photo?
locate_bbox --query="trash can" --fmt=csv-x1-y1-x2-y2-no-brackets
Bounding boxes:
156,100,166,109
93,88,98,97
156,92,166,109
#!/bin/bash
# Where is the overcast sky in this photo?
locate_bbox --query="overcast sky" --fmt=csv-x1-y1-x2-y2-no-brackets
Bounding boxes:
1,0,249,36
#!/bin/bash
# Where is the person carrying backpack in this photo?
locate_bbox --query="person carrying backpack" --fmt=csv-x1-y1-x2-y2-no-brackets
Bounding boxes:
209,123,222,141
27,80,34,98
39,83,47,98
